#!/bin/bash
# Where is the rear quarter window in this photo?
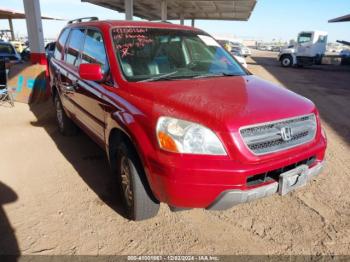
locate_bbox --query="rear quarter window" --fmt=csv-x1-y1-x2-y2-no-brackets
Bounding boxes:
54,28,70,60
65,28,85,67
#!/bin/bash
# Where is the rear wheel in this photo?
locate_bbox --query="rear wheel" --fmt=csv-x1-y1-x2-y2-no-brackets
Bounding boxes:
281,55,293,67
115,142,159,221
54,94,78,136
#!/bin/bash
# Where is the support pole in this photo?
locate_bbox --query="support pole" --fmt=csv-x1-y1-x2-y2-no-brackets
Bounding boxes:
191,19,195,27
8,19,15,41
23,0,46,64
125,0,133,20
180,13,184,25
161,0,167,22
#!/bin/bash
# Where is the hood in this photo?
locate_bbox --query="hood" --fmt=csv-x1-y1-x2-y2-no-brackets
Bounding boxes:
280,47,296,54
130,75,315,132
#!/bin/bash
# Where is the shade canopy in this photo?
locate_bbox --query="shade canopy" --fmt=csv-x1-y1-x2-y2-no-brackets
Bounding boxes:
329,13,350,23
0,7,64,20
82,0,257,21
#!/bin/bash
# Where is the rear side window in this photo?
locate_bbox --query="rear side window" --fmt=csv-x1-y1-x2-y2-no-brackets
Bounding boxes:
81,29,109,73
65,28,85,67
54,28,70,60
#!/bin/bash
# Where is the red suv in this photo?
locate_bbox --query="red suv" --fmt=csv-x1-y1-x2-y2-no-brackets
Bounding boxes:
49,18,327,220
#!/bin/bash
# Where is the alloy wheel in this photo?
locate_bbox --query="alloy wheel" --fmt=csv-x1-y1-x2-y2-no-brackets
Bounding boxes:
120,156,133,207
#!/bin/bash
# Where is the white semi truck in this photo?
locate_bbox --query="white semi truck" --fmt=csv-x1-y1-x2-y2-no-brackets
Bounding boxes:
278,31,328,67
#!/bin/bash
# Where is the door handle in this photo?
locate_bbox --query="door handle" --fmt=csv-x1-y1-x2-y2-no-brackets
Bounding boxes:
61,82,75,93
72,79,79,90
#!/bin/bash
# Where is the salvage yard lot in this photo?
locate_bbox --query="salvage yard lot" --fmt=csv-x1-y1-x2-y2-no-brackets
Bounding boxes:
0,50,349,255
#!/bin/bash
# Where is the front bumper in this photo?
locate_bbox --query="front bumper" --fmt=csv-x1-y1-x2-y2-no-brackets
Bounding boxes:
146,133,326,209
206,161,325,210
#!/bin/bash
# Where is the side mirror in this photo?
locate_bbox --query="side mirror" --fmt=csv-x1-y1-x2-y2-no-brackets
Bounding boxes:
79,63,104,82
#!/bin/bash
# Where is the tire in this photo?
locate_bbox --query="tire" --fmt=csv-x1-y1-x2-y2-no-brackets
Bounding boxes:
315,55,323,65
115,142,159,221
281,55,293,67
54,94,78,136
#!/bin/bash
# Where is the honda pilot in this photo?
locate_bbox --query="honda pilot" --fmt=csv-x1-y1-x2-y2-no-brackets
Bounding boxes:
49,18,327,220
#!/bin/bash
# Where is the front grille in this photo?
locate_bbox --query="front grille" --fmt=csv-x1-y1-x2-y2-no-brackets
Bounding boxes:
240,114,317,155
246,156,316,187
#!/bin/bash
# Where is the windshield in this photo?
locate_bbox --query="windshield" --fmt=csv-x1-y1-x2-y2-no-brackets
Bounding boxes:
0,44,15,55
112,28,247,82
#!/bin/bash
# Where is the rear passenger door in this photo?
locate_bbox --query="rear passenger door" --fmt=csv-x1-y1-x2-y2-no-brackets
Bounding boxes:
60,28,85,115
73,28,110,145
50,28,69,106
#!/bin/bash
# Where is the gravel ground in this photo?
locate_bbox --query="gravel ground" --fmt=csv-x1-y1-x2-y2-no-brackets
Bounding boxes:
0,50,349,255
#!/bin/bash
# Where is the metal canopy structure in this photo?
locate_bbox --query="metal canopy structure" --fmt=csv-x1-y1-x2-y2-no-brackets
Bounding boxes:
329,13,350,23
82,0,257,21
0,7,64,41
0,7,63,20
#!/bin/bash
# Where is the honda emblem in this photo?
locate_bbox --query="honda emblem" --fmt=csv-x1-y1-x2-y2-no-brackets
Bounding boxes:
280,127,293,141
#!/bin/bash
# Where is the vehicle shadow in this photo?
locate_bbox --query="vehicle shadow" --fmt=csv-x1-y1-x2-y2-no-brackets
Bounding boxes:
0,181,19,261
250,53,350,146
28,100,128,220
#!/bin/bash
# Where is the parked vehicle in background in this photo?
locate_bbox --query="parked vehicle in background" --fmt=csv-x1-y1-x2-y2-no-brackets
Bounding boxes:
340,49,350,65
232,42,251,57
216,38,251,57
10,41,26,53
217,39,248,68
278,31,328,67
232,53,247,68
50,18,327,221
0,41,21,63
271,46,282,52
257,45,267,51
20,46,31,62
265,45,272,51
340,49,350,58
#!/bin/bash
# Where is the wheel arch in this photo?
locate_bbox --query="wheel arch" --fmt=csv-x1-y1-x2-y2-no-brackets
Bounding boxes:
107,122,160,203
280,53,296,66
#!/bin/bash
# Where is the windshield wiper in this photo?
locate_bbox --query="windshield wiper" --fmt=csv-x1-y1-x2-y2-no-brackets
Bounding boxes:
139,71,179,82
193,72,240,79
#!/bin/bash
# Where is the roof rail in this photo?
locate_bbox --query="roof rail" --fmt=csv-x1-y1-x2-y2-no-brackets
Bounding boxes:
68,17,98,24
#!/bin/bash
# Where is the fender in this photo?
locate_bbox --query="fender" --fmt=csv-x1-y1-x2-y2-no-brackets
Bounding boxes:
291,53,297,66
104,110,162,200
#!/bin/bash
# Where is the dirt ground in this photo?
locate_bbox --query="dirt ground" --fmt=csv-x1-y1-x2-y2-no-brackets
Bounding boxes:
0,50,349,255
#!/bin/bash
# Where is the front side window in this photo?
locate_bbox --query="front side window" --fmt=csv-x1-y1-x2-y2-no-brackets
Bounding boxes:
112,28,246,82
65,28,85,67
54,28,70,60
81,29,109,73
298,33,312,44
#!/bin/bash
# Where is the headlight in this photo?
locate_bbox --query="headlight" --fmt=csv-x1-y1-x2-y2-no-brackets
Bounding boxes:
156,116,226,155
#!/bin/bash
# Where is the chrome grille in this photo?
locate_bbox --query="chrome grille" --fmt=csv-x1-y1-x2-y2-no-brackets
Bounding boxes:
240,114,317,155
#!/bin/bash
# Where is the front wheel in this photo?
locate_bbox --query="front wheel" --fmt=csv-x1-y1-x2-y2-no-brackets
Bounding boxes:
281,55,293,67
116,142,160,221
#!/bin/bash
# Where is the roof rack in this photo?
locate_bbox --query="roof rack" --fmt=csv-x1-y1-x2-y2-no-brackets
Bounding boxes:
68,17,98,24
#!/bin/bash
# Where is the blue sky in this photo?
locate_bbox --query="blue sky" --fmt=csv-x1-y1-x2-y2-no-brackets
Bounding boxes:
0,0,349,42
